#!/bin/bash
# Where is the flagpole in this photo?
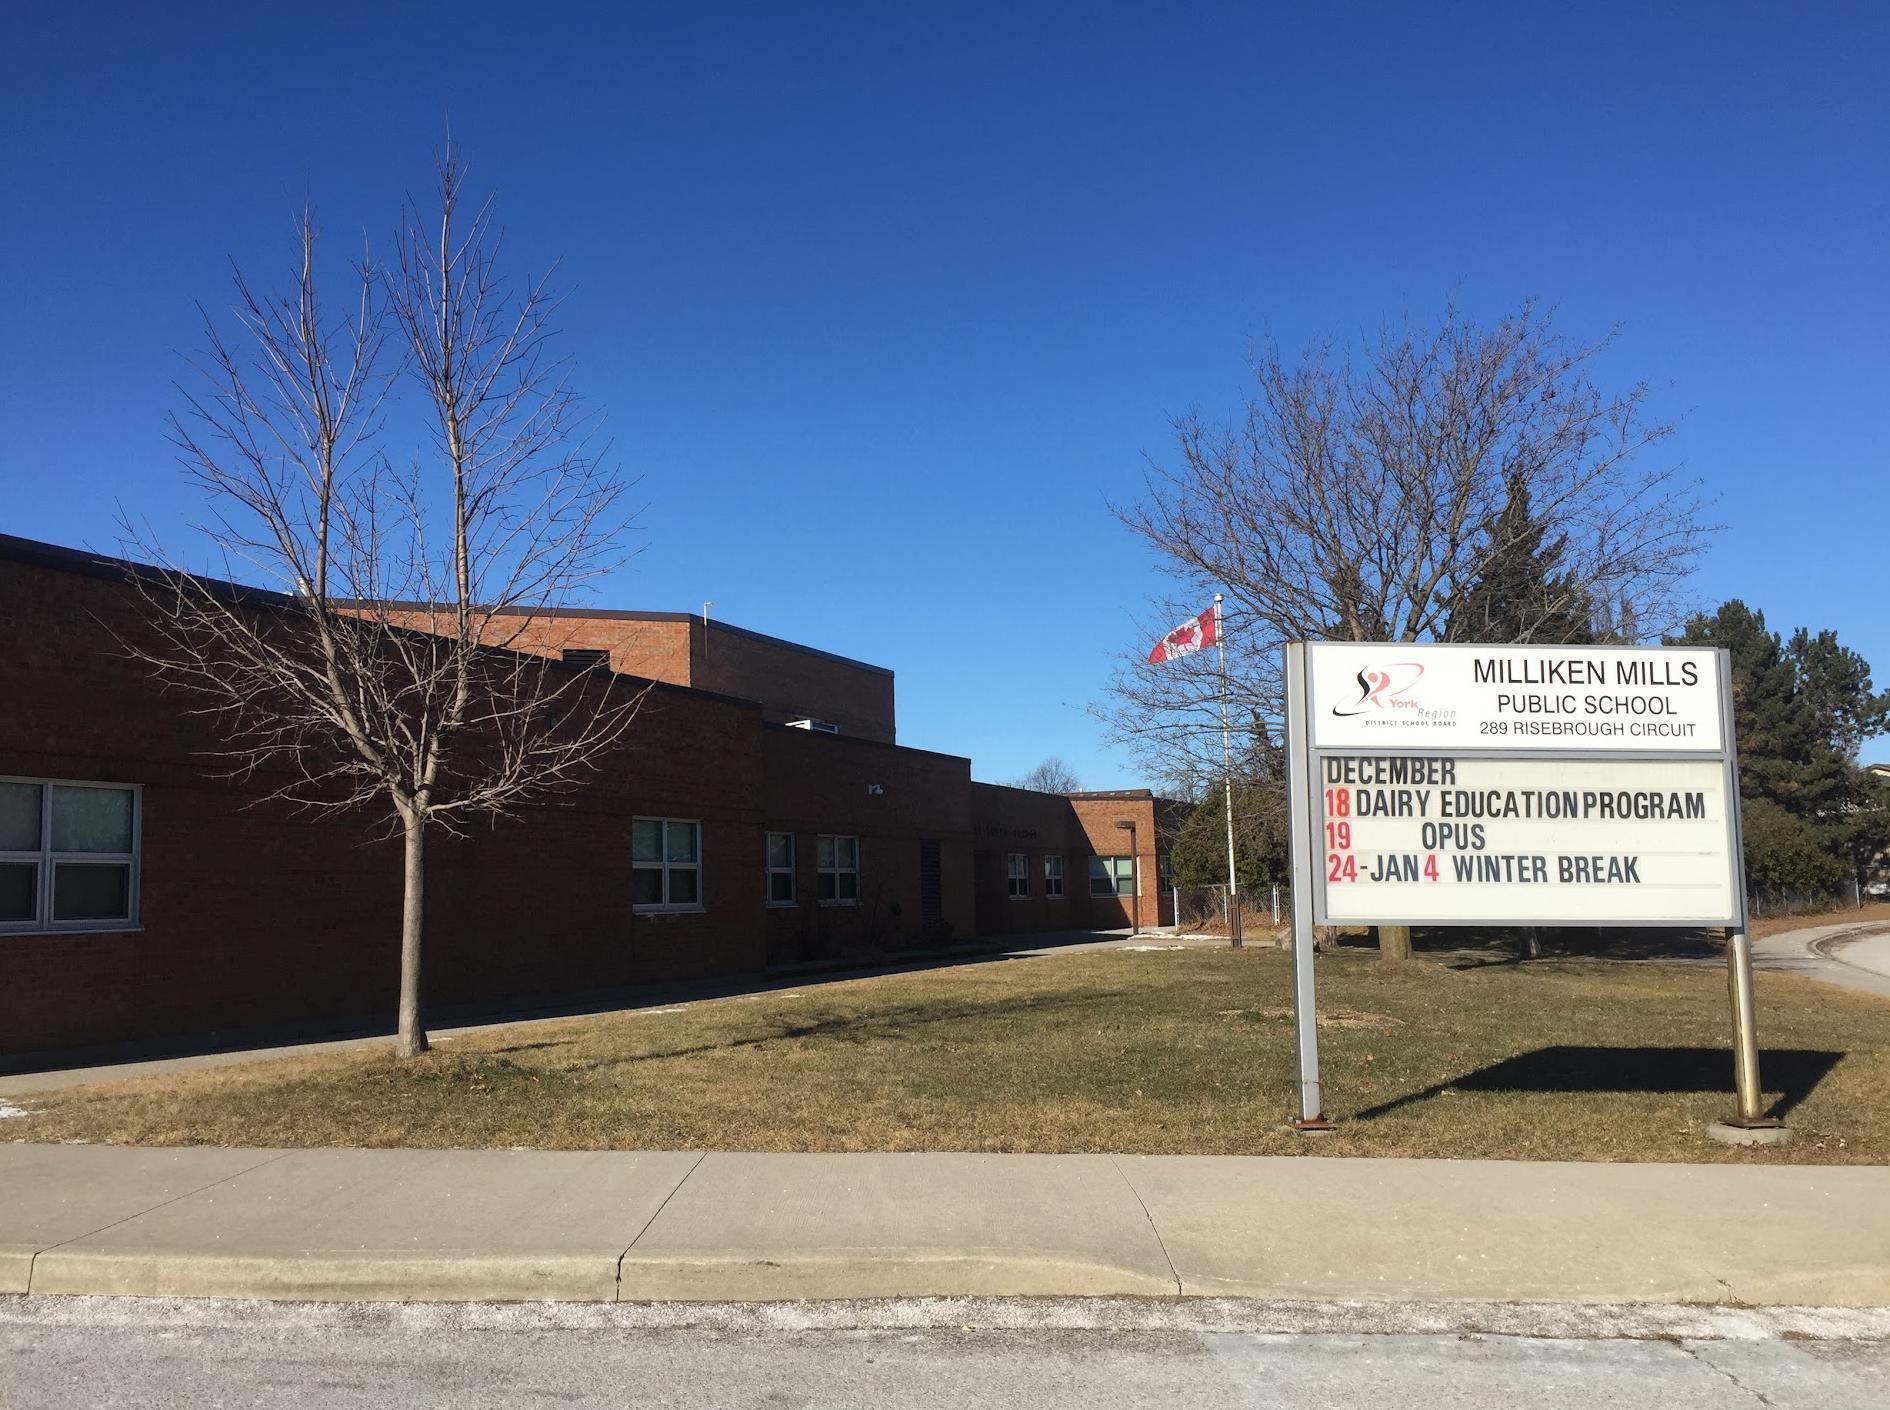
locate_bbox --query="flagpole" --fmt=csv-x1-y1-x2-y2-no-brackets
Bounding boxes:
1214,593,1240,948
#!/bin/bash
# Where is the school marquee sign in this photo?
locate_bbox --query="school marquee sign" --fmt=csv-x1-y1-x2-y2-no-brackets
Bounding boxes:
1278,639,1763,1133
1292,642,1744,929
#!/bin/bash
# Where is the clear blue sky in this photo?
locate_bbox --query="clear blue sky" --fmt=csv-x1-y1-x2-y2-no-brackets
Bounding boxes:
3,2,1886,781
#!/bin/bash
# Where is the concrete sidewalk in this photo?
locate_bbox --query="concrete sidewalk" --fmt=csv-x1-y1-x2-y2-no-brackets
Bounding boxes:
1753,921,1890,1002
4,1144,1887,1306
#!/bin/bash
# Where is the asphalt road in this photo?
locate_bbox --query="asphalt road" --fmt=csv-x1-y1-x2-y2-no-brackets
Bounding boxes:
5,1298,1888,1410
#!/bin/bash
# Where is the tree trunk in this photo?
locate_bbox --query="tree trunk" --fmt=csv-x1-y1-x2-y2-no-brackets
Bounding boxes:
1518,925,1542,961
1377,923,1412,966
397,810,429,1057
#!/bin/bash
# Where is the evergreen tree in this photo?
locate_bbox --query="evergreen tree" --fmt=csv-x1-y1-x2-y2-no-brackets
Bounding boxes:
1671,601,1888,891
1169,782,1289,892
1447,473,1598,643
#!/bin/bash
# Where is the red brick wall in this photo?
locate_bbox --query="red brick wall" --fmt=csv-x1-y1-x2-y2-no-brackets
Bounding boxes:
1,546,1181,1059
758,728,975,960
0,553,962,1057
690,622,896,744
373,608,897,744
374,610,696,691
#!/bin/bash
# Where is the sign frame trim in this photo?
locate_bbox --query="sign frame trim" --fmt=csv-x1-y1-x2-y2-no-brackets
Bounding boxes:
1297,644,1748,930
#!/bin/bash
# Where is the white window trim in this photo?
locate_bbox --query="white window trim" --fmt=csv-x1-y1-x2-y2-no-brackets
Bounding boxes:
1043,853,1065,900
766,831,796,907
632,816,704,913
1006,852,1031,900
816,834,861,907
1088,854,1134,899
0,777,142,936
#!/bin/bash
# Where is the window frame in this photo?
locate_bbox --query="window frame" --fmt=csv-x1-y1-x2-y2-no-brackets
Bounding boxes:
0,777,142,936
816,833,861,906
1006,852,1031,900
632,816,704,913
1088,855,1135,899
1043,854,1065,899
766,831,797,907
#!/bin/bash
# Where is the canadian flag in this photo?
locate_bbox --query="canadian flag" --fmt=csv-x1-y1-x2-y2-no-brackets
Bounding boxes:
1147,604,1219,663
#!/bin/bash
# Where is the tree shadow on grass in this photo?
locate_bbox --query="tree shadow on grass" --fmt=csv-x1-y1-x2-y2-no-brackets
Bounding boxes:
546,990,1137,1077
1355,1046,1843,1123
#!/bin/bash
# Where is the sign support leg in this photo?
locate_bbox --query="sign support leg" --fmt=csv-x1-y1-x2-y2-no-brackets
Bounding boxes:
1727,929,1763,1124
1707,929,1789,1145
1283,643,1331,1132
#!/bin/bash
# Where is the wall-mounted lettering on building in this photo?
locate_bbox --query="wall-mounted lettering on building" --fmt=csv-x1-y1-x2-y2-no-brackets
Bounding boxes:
973,824,1040,841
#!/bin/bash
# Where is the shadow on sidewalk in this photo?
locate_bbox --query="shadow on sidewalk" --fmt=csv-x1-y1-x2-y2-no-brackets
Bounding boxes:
1355,1045,1844,1123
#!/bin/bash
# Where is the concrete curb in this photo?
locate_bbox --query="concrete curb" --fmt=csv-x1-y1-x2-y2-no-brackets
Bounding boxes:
6,1146,1890,1306
1753,920,1890,1002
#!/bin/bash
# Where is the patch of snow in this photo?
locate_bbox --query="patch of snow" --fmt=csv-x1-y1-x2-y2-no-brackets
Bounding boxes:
0,1100,30,1120
642,1006,689,1016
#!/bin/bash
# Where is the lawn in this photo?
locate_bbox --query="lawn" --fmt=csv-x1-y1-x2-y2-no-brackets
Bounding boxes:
10,946,1887,1163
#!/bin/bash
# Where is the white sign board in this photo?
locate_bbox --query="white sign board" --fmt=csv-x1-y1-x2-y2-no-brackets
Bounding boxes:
1307,643,1724,753
1314,755,1738,926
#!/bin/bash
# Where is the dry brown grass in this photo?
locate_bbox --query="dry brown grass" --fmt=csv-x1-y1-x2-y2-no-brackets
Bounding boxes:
11,947,1886,1163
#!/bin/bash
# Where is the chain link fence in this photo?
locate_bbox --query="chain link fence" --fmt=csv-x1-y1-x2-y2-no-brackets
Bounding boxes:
1168,883,1292,943
1746,880,1867,920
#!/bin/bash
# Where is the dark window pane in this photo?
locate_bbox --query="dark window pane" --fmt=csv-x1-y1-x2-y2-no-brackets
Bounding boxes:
767,833,793,869
666,821,698,864
817,836,835,869
52,863,130,922
837,873,859,902
0,783,41,851
50,787,133,854
817,872,836,902
668,867,699,905
769,872,795,903
633,867,664,905
0,862,36,921
632,820,663,863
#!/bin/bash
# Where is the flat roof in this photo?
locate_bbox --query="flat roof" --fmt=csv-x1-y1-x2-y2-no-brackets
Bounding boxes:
0,535,893,682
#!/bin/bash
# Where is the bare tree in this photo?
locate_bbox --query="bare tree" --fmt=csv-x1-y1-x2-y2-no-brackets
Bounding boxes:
1101,301,1711,959
126,148,640,1056
1010,757,1083,793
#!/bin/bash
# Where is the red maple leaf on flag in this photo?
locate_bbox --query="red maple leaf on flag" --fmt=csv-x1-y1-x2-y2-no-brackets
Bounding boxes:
1148,604,1218,663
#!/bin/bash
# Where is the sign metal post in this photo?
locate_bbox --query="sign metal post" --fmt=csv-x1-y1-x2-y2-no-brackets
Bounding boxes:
1283,643,1328,1130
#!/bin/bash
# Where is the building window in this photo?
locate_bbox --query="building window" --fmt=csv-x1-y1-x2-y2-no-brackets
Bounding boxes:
817,834,860,904
561,648,610,670
0,779,140,934
1007,852,1031,899
1043,854,1065,899
766,832,796,905
633,817,701,910
1089,855,1135,898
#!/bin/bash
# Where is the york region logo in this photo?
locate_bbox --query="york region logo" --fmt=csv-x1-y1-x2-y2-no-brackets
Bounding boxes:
1332,662,1426,716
